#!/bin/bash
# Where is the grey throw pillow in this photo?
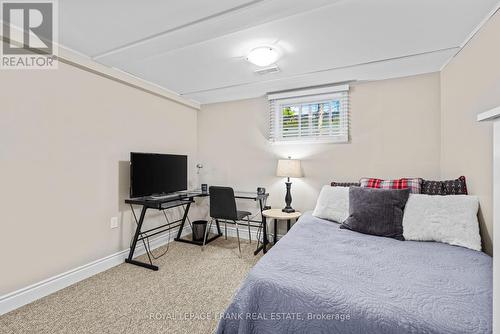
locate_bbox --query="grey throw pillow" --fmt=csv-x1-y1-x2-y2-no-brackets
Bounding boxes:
340,187,410,240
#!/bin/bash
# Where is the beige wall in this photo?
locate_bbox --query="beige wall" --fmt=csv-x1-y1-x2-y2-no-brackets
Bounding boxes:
3,10,498,300
198,73,442,226
0,58,198,295
440,11,500,256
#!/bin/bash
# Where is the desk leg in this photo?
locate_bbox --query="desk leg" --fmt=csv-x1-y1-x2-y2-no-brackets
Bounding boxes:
175,201,192,240
125,206,159,271
253,198,269,256
254,216,268,255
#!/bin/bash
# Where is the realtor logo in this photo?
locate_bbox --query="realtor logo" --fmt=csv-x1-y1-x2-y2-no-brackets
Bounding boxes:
1,0,58,69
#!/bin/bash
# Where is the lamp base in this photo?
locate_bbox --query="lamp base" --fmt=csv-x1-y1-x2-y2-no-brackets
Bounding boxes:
282,181,295,213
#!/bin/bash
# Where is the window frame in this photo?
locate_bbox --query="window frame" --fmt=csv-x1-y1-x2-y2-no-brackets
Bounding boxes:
269,91,349,144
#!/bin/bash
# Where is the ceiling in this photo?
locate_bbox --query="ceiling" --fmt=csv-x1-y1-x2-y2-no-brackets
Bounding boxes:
60,0,500,104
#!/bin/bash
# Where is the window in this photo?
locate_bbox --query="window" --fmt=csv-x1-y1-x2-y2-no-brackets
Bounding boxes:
268,85,349,143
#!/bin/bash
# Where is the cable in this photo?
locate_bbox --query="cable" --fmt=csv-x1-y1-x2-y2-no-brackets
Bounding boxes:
129,204,172,261
129,200,197,261
142,210,172,260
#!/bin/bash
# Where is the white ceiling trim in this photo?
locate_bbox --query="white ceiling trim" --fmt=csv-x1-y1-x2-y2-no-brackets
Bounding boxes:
94,0,338,68
92,0,269,60
188,48,456,104
57,45,201,110
60,46,201,109
110,0,495,102
440,2,500,71
181,47,458,96
52,1,500,105
267,84,349,100
1,20,200,109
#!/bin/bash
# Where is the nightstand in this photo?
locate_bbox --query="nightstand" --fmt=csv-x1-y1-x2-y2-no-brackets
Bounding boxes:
260,209,302,251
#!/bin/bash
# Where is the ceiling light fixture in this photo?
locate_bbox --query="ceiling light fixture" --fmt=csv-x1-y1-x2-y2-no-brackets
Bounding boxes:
246,47,279,67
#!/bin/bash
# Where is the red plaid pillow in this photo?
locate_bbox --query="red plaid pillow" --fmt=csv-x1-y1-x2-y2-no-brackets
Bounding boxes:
359,178,422,194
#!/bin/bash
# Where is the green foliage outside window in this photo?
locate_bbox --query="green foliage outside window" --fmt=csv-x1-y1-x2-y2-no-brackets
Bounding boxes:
282,106,299,137
282,101,341,137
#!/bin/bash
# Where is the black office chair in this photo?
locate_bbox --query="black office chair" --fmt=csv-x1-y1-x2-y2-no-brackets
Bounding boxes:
203,186,252,257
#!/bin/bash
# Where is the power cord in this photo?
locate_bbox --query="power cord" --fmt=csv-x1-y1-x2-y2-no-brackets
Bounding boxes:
129,205,173,261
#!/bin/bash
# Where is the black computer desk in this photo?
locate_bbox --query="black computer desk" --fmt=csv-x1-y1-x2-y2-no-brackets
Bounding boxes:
125,190,269,271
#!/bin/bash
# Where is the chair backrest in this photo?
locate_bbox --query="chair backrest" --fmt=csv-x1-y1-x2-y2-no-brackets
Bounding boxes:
209,186,237,220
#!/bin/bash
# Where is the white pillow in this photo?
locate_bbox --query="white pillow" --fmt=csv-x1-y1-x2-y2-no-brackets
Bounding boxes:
312,185,349,223
402,194,481,251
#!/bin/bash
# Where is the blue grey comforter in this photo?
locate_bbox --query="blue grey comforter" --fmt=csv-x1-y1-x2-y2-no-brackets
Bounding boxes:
217,212,492,334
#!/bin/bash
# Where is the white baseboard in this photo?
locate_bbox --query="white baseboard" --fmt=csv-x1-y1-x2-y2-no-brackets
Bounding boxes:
0,222,284,316
0,226,191,316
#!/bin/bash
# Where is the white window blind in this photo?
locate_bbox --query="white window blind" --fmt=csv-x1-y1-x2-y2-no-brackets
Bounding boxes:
268,85,349,143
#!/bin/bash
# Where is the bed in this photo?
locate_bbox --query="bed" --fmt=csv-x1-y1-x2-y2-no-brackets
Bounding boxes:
216,212,492,334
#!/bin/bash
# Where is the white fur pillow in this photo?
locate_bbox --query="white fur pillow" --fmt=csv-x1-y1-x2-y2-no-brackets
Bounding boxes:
312,185,349,223
402,194,481,251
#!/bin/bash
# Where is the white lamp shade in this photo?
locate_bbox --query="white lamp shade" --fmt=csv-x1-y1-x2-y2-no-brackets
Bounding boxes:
276,159,302,178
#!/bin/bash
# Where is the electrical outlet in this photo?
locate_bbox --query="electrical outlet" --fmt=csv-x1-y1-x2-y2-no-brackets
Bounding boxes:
110,216,119,229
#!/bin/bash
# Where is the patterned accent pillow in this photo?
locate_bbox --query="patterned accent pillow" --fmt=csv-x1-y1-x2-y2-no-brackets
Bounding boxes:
359,177,422,194
331,181,360,187
421,176,468,195
421,180,446,195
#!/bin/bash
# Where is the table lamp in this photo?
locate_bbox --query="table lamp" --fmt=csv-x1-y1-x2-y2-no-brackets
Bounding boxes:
276,157,303,213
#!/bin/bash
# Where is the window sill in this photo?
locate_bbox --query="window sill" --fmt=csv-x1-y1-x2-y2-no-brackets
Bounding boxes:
269,135,348,145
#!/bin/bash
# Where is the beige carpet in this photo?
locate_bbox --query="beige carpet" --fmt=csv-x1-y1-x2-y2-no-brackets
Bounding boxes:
0,236,262,334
